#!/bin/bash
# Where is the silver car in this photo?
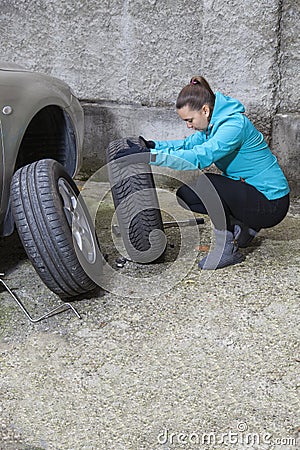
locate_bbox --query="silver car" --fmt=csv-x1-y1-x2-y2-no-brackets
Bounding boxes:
0,62,101,299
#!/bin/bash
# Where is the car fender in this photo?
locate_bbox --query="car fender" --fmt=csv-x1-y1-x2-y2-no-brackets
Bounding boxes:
0,68,84,235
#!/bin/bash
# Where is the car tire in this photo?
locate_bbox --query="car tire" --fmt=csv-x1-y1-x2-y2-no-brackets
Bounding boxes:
10,159,101,300
107,137,166,264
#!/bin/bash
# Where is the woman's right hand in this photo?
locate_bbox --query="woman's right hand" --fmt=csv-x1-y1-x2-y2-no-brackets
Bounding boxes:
139,136,155,149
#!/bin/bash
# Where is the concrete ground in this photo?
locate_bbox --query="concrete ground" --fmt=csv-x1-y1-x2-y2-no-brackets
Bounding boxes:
0,179,299,450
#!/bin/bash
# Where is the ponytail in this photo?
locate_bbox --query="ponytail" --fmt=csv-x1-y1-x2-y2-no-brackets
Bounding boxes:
176,76,215,112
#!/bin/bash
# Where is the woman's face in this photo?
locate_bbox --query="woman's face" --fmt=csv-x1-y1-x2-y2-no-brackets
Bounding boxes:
177,104,210,131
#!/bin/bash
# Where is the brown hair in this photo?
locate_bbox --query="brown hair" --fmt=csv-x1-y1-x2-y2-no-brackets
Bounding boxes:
176,76,215,112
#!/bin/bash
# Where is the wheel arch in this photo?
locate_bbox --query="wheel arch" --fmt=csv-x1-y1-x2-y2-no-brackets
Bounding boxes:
1,105,79,236
15,104,78,176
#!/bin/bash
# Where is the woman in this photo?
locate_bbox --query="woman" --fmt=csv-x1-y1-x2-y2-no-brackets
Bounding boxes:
114,76,290,270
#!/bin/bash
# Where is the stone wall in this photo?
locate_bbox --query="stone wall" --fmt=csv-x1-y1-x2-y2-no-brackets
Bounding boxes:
1,0,299,193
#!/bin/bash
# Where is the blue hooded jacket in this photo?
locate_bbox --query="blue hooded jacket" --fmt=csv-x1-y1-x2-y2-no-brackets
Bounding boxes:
150,92,290,200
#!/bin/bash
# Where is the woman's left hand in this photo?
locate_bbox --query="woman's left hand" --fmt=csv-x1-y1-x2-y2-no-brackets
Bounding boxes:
113,140,150,164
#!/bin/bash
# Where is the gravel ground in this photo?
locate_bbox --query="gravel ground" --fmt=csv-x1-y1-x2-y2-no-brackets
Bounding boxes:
0,181,299,450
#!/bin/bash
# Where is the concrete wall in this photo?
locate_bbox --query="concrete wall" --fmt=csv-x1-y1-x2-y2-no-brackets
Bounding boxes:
272,114,300,194
1,0,299,193
277,1,300,113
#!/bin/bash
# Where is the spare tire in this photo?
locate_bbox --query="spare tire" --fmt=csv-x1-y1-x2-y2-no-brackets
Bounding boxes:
107,137,166,263
10,159,101,299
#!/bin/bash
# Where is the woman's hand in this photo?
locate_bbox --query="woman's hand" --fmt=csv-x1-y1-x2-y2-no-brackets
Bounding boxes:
113,140,150,164
139,136,155,149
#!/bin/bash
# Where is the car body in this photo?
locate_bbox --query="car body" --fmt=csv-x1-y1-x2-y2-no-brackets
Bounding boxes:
0,62,84,236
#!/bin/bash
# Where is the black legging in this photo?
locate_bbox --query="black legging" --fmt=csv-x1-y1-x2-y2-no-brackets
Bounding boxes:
176,173,290,232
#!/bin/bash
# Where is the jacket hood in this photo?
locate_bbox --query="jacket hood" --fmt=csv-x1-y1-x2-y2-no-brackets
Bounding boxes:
211,92,245,124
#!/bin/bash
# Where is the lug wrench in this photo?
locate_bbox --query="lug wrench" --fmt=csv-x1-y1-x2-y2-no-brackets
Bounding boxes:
112,217,204,236
163,217,204,228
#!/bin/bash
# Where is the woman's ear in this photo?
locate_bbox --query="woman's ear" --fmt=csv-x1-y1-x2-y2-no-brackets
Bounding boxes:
202,104,210,117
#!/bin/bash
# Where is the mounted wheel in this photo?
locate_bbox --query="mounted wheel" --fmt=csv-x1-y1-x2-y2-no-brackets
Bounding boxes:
107,137,166,264
10,159,101,300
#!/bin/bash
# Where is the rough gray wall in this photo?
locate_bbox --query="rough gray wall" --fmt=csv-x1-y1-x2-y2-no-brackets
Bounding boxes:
1,0,281,112
272,114,300,194
1,0,299,192
271,0,300,195
276,0,300,113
